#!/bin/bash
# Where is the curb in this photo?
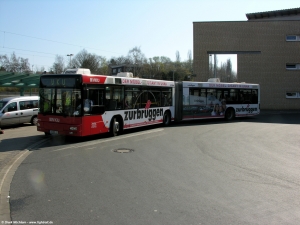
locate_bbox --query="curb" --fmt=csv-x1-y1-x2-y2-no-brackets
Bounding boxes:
0,138,49,221
260,110,300,115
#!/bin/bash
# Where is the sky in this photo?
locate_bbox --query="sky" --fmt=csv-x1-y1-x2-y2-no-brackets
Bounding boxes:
0,0,299,72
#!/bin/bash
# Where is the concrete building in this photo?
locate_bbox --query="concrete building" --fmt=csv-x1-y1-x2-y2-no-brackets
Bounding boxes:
193,8,300,110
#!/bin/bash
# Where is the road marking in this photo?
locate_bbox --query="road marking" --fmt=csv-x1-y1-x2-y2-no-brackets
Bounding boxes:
51,128,164,152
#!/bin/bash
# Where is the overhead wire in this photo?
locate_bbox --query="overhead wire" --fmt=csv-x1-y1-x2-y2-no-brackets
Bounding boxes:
0,30,126,69
3,46,56,56
0,30,122,55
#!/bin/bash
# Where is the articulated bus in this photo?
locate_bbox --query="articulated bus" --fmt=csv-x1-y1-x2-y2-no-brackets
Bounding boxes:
37,69,260,137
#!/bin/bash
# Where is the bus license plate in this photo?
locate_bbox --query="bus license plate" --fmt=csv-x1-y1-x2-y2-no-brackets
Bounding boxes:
50,130,58,135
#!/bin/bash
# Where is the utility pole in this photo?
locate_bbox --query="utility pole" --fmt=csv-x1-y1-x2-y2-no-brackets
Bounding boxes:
67,54,73,68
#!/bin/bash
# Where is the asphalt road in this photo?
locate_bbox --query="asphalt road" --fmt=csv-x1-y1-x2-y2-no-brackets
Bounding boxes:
8,114,300,224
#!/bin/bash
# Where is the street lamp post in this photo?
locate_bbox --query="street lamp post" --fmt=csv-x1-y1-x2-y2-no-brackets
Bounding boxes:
67,54,73,68
32,65,34,74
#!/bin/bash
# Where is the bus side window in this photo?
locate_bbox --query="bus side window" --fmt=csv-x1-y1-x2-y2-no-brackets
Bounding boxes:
251,90,258,104
229,89,238,103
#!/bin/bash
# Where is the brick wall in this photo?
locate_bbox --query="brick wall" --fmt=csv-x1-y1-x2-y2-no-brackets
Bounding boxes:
193,20,300,110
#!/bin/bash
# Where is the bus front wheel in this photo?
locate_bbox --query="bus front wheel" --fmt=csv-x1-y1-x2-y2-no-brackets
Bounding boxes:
225,108,235,121
110,117,120,136
163,111,171,126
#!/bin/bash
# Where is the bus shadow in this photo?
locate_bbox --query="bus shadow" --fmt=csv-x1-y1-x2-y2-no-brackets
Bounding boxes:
171,113,300,127
1,123,33,130
43,124,168,147
0,134,45,153
39,113,300,147
43,117,246,146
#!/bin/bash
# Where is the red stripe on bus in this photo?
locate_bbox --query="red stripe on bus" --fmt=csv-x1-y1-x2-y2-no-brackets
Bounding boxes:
82,75,107,84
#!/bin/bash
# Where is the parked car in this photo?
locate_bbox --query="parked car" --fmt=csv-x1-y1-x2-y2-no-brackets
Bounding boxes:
0,96,39,127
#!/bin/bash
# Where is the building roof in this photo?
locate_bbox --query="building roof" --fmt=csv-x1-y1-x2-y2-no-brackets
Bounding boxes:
246,7,300,21
0,72,41,88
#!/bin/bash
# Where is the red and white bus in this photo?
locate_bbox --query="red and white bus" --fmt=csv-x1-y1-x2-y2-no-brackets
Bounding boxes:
37,69,260,137
37,70,174,137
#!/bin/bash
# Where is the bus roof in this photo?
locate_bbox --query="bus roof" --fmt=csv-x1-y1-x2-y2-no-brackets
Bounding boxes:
82,74,175,87
182,81,259,89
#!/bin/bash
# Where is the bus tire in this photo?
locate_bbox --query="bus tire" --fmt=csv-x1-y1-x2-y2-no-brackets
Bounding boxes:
110,117,120,136
225,108,235,121
162,111,171,126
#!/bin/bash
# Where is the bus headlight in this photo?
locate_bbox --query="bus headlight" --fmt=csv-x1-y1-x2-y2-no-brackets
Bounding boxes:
70,127,77,131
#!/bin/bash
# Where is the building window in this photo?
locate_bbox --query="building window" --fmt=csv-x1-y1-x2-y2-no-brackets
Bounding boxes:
286,35,300,41
286,64,300,70
286,92,300,99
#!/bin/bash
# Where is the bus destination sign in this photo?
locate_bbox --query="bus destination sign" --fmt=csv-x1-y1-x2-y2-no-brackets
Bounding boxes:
40,77,79,88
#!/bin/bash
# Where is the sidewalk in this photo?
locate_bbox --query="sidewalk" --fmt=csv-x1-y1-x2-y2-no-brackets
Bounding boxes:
260,109,300,115
0,125,46,221
0,125,45,170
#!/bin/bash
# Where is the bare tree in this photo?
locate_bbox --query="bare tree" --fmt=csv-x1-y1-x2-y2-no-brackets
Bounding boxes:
181,50,193,79
72,49,101,74
127,46,146,64
52,55,65,74
186,50,193,72
36,66,45,74
0,52,30,72
110,55,130,65
19,58,30,73
96,56,109,75
127,47,147,77
0,55,9,71
226,58,232,82
10,53,19,72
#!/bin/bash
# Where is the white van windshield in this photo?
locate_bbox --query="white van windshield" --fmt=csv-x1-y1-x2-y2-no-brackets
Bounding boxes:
0,101,8,111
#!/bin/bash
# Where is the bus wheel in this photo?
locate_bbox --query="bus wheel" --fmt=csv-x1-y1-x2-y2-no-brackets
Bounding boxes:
225,108,235,121
163,111,171,126
110,117,120,136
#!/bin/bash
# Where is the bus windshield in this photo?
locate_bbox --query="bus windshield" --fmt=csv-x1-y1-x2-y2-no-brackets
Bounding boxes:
39,88,82,116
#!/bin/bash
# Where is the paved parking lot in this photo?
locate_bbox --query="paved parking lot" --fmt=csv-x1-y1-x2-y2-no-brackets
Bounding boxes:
0,125,45,220
0,110,299,172
0,125,44,169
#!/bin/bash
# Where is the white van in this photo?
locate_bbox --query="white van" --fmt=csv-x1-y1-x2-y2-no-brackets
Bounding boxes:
0,96,39,127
